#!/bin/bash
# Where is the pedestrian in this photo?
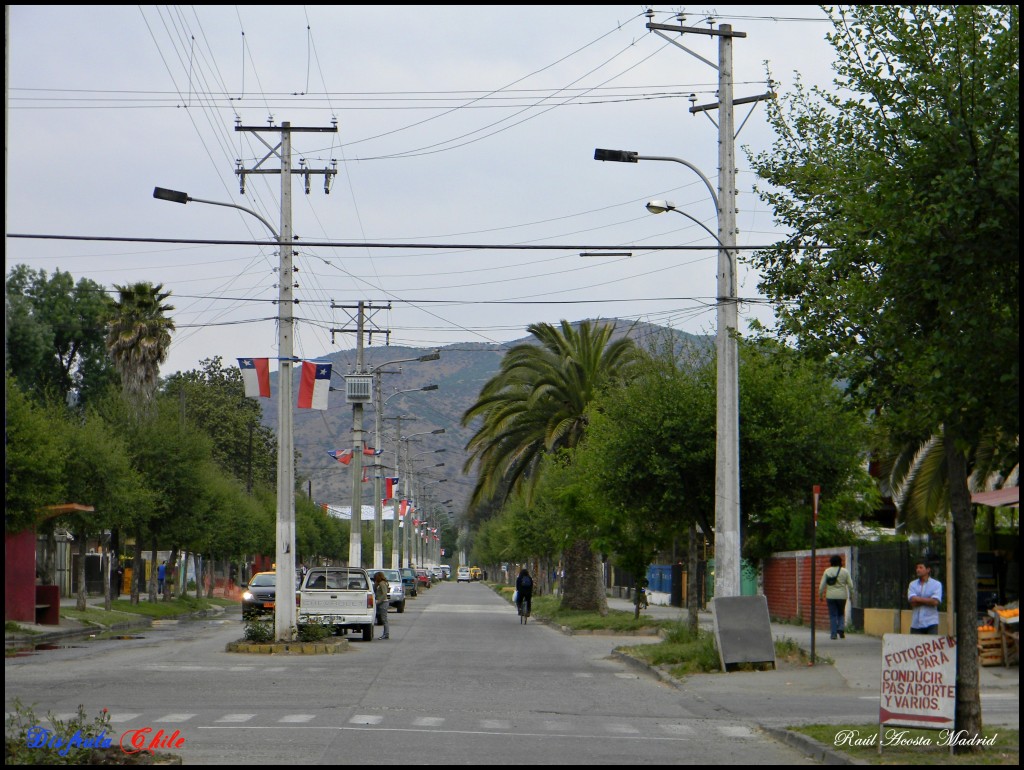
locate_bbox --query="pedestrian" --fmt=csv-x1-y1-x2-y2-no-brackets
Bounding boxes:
908,562,942,634
515,567,533,617
373,571,390,640
818,554,854,639
157,560,166,596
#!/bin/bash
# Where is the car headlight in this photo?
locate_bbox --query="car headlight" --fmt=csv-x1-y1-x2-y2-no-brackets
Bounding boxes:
242,591,254,601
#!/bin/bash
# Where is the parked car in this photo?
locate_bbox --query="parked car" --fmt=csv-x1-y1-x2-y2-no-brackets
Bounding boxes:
400,567,418,597
298,567,376,641
242,571,300,620
414,568,432,588
457,567,471,583
430,566,445,581
470,566,483,581
379,568,406,613
439,564,451,580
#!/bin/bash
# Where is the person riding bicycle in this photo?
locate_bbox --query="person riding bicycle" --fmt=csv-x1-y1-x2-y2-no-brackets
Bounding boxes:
516,567,534,617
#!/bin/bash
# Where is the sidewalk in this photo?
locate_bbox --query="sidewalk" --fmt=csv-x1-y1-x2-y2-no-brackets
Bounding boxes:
604,595,1019,694
5,595,207,646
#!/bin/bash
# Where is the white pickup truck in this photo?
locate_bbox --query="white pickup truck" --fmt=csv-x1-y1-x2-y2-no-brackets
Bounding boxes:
298,567,376,641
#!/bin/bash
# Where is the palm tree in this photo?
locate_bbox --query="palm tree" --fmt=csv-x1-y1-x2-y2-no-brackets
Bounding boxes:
461,319,639,610
105,282,175,406
884,428,1018,533
105,282,174,604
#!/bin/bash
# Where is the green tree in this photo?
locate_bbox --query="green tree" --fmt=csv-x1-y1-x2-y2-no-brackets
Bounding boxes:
106,282,175,407
5,265,116,405
163,357,277,491
461,320,639,612
4,374,66,533
60,408,155,610
748,5,1018,740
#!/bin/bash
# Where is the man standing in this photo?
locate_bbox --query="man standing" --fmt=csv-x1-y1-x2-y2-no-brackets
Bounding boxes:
157,561,167,597
908,562,942,634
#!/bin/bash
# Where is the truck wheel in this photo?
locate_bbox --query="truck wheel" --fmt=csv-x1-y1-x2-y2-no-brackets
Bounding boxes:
362,624,374,642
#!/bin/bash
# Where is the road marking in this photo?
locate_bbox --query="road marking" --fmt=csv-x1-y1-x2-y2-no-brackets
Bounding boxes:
422,605,513,614
573,673,593,678
614,673,640,679
153,713,195,722
351,714,383,725
278,714,316,723
216,713,256,723
413,717,445,727
107,713,142,724
480,719,511,729
717,725,754,738
606,723,640,734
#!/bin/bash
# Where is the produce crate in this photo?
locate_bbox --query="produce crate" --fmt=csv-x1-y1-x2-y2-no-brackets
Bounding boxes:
977,628,1003,666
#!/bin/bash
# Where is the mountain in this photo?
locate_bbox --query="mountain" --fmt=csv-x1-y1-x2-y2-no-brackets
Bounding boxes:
259,319,711,517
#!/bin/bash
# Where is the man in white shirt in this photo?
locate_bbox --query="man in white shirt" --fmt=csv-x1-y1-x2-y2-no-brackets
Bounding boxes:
908,562,942,634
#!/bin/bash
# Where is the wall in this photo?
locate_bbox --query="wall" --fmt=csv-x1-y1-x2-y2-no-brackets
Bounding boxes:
5,529,37,622
764,547,854,631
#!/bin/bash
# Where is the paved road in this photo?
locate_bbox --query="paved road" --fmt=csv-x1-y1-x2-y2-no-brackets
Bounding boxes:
6,583,815,765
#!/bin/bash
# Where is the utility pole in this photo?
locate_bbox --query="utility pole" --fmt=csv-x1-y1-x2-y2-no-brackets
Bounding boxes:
385,415,412,568
330,301,390,568
645,12,771,598
235,120,336,641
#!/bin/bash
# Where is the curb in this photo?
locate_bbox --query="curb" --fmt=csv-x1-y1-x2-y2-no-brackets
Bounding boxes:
760,726,863,765
225,639,350,654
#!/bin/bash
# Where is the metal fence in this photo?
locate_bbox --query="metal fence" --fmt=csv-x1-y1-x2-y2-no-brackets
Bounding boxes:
855,541,911,610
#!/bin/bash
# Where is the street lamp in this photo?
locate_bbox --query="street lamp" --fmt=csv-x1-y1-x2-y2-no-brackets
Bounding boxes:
154,185,299,641
594,149,742,599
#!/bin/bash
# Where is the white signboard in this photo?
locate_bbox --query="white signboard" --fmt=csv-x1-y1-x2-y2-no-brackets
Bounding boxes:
879,634,956,730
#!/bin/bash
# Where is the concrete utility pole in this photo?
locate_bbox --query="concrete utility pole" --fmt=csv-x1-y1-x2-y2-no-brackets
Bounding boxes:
646,13,770,598
329,301,390,569
235,120,336,641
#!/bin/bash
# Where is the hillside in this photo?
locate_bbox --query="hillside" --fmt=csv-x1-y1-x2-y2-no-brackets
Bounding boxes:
259,319,711,517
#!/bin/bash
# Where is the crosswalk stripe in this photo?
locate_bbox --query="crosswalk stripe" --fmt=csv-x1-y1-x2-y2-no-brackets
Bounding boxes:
215,714,256,723
412,717,445,727
351,715,383,725
278,714,316,723
153,713,195,722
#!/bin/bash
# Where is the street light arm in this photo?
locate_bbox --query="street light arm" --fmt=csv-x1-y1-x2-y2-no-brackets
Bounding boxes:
153,187,280,241
647,202,735,296
592,151,719,212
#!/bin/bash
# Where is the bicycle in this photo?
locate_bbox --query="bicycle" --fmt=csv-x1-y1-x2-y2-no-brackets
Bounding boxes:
517,597,530,624
637,587,649,611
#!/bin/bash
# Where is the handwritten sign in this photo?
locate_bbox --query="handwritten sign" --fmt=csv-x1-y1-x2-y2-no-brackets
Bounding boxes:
879,634,956,729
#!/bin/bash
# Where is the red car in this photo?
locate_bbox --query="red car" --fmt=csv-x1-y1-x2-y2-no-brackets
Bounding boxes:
414,568,432,588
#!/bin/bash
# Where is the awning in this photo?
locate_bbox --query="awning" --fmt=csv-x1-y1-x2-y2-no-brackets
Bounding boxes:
971,487,1019,508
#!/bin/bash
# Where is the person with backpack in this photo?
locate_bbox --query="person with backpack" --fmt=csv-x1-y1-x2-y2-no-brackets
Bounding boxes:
515,567,534,618
818,554,854,639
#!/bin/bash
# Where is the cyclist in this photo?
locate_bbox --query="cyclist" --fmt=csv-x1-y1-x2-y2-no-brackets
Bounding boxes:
516,567,534,618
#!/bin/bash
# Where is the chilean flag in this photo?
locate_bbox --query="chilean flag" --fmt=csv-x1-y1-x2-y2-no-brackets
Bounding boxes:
385,477,399,500
297,362,332,409
328,449,354,465
238,358,271,399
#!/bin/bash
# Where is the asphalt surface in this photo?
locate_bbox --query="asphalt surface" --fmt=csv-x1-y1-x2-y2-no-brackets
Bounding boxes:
7,591,1019,764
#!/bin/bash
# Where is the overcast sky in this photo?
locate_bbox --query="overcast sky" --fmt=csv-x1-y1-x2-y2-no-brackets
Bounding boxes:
6,5,841,377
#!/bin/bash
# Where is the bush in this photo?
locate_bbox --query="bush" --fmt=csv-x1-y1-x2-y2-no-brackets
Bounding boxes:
243,620,273,643
5,699,112,765
296,620,330,642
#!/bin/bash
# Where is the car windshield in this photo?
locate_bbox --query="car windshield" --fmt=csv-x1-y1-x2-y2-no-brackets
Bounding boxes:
382,570,401,581
249,574,275,587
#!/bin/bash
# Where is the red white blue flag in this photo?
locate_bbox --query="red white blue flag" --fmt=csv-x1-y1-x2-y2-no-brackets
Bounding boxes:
297,361,332,409
238,358,271,399
385,477,399,500
328,449,354,465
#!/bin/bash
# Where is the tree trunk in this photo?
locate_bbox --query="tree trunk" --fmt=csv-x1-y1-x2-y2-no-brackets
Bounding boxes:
131,525,143,604
149,535,158,603
560,539,607,614
945,430,982,748
206,555,215,599
75,534,88,612
166,547,179,601
193,553,201,598
102,550,111,612
687,523,700,634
